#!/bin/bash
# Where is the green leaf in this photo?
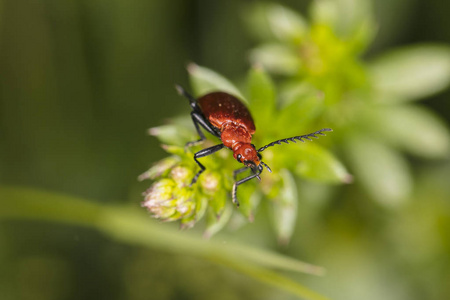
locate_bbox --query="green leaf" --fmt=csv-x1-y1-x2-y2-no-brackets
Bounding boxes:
294,143,351,184
370,45,450,101
203,203,233,239
161,145,186,157
244,3,278,42
188,63,247,103
276,84,325,137
272,169,298,245
279,82,321,108
249,44,301,75
138,156,179,181
348,16,377,54
367,105,450,158
247,66,276,124
244,3,308,44
310,0,339,28
265,3,308,44
195,196,209,222
267,140,350,184
344,135,412,207
207,188,227,216
311,0,374,38
148,124,196,146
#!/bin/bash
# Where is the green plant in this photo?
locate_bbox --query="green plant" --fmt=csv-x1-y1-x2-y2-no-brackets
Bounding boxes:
141,0,450,243
246,0,450,209
142,63,349,240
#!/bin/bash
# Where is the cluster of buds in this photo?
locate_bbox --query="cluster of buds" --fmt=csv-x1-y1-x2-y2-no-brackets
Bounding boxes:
139,156,193,223
139,146,233,228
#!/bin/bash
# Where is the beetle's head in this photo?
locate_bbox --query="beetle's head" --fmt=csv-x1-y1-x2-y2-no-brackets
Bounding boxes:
233,143,271,177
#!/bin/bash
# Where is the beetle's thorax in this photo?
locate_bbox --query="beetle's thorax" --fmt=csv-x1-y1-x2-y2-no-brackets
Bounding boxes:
220,122,252,149
220,122,260,166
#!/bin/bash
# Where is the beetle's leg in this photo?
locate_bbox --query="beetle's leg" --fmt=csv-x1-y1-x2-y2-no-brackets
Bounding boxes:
185,111,221,149
186,112,207,148
232,173,259,207
191,144,225,186
176,84,220,147
233,167,249,180
191,111,220,137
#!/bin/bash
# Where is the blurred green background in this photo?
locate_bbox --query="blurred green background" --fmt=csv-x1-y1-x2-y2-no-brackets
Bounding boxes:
1,0,450,299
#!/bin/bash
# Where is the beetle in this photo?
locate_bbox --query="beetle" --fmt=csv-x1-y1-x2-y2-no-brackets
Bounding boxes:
175,85,332,206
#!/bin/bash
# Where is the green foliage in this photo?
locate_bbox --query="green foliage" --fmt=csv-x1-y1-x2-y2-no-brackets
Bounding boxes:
144,64,346,239
370,45,450,101
244,0,450,208
142,0,450,246
3,1,450,299
188,63,248,102
2,1,450,299
142,0,450,243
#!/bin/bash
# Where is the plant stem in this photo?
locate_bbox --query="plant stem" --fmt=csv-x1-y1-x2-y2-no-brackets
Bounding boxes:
0,186,328,300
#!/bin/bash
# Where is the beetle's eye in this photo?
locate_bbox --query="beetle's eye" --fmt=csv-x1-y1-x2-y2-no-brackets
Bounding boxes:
237,154,242,162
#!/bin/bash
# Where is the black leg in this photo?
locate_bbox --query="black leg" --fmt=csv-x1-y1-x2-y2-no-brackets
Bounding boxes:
176,85,222,148
185,112,207,148
233,167,249,180
232,173,259,207
191,144,225,185
185,111,221,149
191,111,220,138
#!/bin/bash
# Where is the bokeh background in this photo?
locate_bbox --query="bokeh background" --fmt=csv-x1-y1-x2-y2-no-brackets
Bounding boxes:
1,0,450,299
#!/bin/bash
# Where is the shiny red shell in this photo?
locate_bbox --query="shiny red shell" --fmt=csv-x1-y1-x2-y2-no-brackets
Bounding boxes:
198,91,261,166
198,92,256,134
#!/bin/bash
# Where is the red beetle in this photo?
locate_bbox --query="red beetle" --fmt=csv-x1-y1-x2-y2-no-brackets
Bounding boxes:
176,85,331,206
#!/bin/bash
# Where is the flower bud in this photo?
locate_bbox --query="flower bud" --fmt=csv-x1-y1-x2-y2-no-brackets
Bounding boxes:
200,171,220,195
142,178,196,221
170,165,193,187
141,179,177,220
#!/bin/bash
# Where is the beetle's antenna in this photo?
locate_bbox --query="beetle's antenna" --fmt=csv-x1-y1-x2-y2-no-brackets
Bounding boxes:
260,161,272,173
175,84,197,110
257,128,332,152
